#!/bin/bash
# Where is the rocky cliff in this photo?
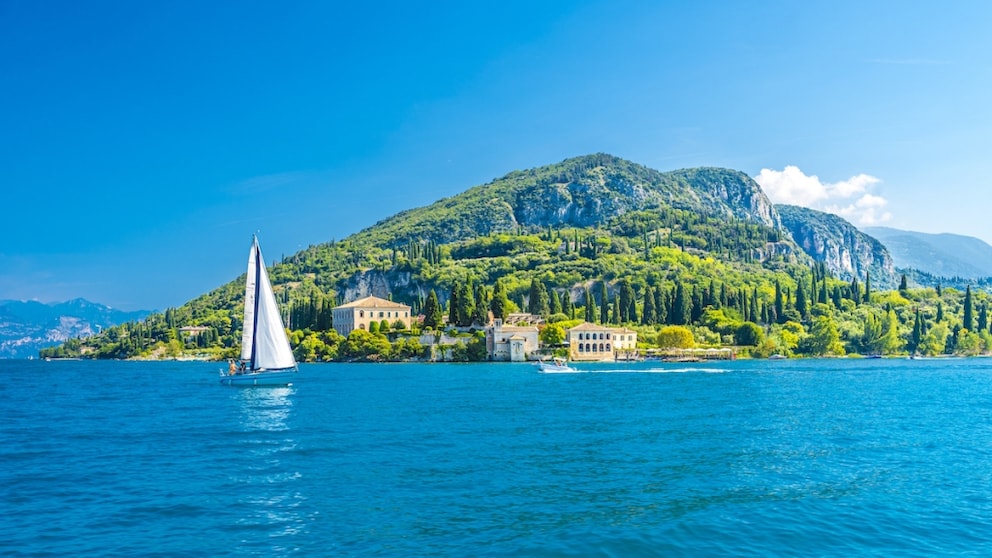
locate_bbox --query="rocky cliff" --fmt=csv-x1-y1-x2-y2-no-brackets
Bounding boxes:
777,204,897,288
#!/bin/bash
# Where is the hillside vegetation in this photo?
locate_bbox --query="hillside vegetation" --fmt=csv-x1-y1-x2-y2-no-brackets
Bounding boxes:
41,154,992,361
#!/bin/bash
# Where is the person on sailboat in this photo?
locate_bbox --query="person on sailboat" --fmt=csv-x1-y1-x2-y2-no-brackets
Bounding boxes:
228,359,237,375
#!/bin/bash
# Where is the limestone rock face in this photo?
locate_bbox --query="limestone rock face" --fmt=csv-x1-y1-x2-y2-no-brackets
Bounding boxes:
777,204,897,288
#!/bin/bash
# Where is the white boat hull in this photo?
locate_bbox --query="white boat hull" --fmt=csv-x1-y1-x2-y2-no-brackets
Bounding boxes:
219,368,297,386
535,362,577,373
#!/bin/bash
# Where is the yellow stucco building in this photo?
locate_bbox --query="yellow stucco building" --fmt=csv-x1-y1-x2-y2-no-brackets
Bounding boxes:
332,295,412,337
565,322,638,361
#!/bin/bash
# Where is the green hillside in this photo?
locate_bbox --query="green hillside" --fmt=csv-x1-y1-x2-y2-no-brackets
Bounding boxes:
42,154,992,361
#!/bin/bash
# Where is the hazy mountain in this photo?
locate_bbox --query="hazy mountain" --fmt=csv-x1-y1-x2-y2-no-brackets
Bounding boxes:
778,205,897,288
863,227,992,279
0,299,150,359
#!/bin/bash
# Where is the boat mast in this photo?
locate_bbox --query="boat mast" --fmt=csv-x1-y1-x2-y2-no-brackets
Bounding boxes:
249,237,262,370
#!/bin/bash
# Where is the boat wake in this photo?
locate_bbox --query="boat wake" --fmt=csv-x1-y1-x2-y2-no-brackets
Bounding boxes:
541,367,731,374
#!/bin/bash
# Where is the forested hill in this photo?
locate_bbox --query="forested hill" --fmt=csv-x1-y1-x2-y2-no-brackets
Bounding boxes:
348,153,783,249
47,153,992,362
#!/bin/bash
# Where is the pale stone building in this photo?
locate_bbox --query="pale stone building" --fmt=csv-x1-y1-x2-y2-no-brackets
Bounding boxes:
332,295,412,337
565,322,639,361
486,318,539,362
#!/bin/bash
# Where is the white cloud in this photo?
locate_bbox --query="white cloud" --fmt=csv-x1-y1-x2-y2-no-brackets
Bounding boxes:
754,166,890,226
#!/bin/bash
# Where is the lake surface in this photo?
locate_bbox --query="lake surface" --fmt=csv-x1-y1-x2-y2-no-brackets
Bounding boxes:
3,358,992,556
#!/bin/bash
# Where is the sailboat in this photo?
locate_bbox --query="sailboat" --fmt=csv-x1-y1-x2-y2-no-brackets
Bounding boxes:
220,235,298,386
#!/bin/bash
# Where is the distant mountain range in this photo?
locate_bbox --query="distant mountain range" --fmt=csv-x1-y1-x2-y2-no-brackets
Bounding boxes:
0,299,150,359
862,227,992,280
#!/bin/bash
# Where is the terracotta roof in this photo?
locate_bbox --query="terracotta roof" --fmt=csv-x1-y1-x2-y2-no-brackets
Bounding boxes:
334,295,410,310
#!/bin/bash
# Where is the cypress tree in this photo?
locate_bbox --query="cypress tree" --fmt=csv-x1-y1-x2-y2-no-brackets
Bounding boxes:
863,272,871,304
749,287,759,324
642,285,656,325
618,279,635,323
611,296,621,325
584,287,596,323
672,281,690,325
472,283,490,326
899,274,908,292
599,282,609,324
423,289,443,329
561,291,573,319
490,281,510,321
979,302,988,333
691,286,703,323
910,308,923,353
549,286,562,315
528,278,549,316
963,285,974,331
447,284,458,326
795,280,808,319
655,286,667,325
455,281,474,327
774,280,785,324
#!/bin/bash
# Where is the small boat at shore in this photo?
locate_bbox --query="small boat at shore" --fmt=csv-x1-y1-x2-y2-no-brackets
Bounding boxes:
220,235,298,386
535,356,577,373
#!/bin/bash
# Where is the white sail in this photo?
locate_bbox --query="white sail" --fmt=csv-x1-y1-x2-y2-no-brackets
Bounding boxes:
240,236,297,371
239,239,259,362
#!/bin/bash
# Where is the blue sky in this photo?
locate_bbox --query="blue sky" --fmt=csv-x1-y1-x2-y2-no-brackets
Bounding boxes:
2,1,990,311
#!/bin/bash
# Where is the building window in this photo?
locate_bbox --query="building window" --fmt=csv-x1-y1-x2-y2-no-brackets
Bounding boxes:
606,343,611,351
359,311,364,318
578,344,584,352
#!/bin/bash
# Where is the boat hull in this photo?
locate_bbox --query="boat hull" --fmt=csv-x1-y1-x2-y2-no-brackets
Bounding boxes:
535,363,578,373
219,368,297,386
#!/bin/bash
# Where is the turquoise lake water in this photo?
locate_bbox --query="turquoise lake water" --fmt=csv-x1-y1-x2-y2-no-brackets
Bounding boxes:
3,358,992,556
